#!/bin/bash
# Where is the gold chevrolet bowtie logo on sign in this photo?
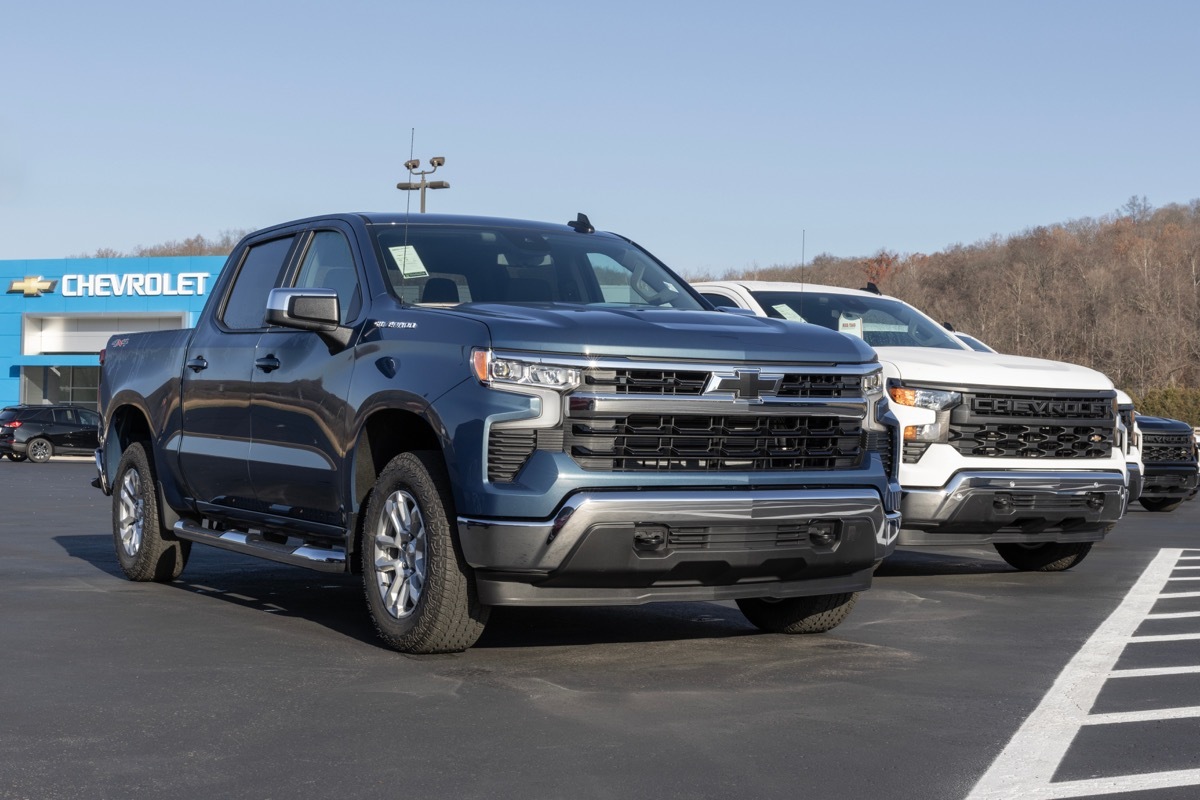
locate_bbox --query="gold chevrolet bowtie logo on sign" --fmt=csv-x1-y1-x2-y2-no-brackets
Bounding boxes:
7,276,59,297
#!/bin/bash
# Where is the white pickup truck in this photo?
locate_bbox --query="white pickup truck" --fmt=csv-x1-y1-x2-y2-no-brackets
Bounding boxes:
695,280,1128,571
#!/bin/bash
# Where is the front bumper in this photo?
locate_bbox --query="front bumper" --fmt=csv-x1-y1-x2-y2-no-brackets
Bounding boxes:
458,488,897,606
898,470,1127,545
1141,465,1200,501
1125,462,1144,505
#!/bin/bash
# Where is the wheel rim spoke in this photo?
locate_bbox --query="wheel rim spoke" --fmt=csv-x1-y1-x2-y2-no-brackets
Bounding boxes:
373,489,427,619
117,470,144,556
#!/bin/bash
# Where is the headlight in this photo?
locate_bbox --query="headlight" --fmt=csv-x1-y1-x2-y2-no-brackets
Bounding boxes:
862,370,884,396
472,349,581,391
887,386,962,411
888,383,961,443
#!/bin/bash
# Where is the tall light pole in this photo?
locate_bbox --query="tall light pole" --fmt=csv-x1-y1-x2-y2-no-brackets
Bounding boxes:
396,156,449,212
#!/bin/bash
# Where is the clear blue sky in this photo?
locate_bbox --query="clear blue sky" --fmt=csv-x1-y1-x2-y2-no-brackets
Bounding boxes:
3,1,1198,276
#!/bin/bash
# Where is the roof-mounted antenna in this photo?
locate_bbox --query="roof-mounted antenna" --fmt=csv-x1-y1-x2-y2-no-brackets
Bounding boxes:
567,212,594,233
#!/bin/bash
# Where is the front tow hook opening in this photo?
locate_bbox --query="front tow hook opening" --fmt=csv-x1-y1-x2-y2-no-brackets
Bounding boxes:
633,525,668,552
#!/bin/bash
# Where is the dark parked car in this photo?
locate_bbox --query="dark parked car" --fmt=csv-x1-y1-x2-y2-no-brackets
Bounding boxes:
0,404,101,463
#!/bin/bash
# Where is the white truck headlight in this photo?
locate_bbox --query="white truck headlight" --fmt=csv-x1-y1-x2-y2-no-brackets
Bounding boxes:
888,384,962,443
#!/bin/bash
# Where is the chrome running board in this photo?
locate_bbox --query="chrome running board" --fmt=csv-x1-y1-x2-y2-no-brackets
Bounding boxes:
173,520,347,573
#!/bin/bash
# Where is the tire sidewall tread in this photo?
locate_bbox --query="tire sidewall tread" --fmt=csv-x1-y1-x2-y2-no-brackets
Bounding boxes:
993,541,1093,572
737,592,859,634
361,450,488,654
112,442,189,582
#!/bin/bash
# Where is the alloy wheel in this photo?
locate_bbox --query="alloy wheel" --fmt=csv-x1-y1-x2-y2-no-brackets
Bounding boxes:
372,489,428,619
117,468,145,557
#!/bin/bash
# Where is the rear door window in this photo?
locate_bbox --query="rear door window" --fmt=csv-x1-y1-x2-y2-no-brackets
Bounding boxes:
221,236,296,330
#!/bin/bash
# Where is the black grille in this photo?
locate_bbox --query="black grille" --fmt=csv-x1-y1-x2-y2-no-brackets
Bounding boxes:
903,442,931,464
669,523,831,551
584,368,710,395
865,430,895,477
969,394,1113,419
948,423,1113,459
581,368,862,398
1143,433,1197,464
949,391,1115,459
487,429,536,482
777,374,863,398
565,414,864,472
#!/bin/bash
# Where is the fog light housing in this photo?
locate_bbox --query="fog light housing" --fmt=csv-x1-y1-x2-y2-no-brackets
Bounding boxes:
809,521,839,548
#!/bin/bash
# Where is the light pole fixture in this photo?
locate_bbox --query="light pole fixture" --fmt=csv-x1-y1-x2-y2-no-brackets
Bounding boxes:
396,156,450,213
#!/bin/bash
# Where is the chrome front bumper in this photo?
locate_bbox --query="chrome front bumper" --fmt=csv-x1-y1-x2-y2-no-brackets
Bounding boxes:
899,470,1127,545
458,488,898,606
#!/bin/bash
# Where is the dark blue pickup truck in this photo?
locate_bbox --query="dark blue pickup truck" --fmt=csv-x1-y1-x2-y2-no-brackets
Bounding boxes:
1136,415,1200,512
95,212,901,652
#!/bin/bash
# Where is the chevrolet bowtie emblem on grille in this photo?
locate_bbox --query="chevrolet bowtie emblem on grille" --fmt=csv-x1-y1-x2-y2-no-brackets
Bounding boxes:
8,276,59,297
705,369,783,401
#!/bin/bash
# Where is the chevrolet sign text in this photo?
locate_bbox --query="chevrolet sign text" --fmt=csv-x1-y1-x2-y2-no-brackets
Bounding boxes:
61,272,210,297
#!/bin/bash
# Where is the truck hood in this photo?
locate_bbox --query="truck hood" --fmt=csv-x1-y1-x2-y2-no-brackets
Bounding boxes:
1136,415,1194,434
438,304,877,364
877,346,1115,391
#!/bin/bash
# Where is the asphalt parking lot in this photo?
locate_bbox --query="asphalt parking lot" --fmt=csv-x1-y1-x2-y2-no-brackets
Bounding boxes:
2,461,1198,800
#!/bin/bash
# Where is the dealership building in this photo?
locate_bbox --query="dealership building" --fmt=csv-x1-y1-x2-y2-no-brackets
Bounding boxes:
1,256,225,409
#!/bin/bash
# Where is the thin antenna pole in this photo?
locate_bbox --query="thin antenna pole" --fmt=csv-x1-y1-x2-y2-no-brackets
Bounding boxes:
801,229,806,294
404,128,416,216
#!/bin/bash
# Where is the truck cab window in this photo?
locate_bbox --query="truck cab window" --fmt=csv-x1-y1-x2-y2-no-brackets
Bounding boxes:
222,236,295,330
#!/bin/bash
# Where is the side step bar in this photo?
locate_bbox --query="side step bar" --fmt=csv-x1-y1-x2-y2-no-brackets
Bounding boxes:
173,520,347,573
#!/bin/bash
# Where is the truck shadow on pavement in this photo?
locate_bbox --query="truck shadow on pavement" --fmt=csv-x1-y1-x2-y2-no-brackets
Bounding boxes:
874,548,1015,577
55,533,766,651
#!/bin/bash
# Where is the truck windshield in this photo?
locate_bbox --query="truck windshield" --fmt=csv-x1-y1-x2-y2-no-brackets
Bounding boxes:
369,224,704,310
749,290,967,350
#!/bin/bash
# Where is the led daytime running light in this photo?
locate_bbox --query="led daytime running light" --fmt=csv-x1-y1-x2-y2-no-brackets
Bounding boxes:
472,349,581,390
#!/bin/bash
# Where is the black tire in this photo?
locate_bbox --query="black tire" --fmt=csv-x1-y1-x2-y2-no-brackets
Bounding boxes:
112,442,190,582
361,451,489,654
26,438,53,463
1140,497,1184,513
994,541,1093,572
737,592,859,634
5,453,27,462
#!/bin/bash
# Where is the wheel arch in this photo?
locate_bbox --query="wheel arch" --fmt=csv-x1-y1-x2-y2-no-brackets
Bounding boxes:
103,402,183,529
103,402,155,483
351,408,443,514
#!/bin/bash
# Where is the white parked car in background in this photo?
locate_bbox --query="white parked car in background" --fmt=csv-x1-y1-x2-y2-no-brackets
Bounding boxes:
694,280,1130,572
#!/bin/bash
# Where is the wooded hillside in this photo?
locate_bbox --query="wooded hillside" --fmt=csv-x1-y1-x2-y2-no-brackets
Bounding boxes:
707,197,1200,422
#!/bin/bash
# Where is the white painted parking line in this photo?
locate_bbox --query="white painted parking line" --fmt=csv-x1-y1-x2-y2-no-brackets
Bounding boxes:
1148,610,1200,620
1129,632,1200,643
966,548,1200,800
1110,665,1200,678
1083,705,1200,725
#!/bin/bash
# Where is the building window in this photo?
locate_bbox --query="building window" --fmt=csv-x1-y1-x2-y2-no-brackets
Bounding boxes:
22,366,100,409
